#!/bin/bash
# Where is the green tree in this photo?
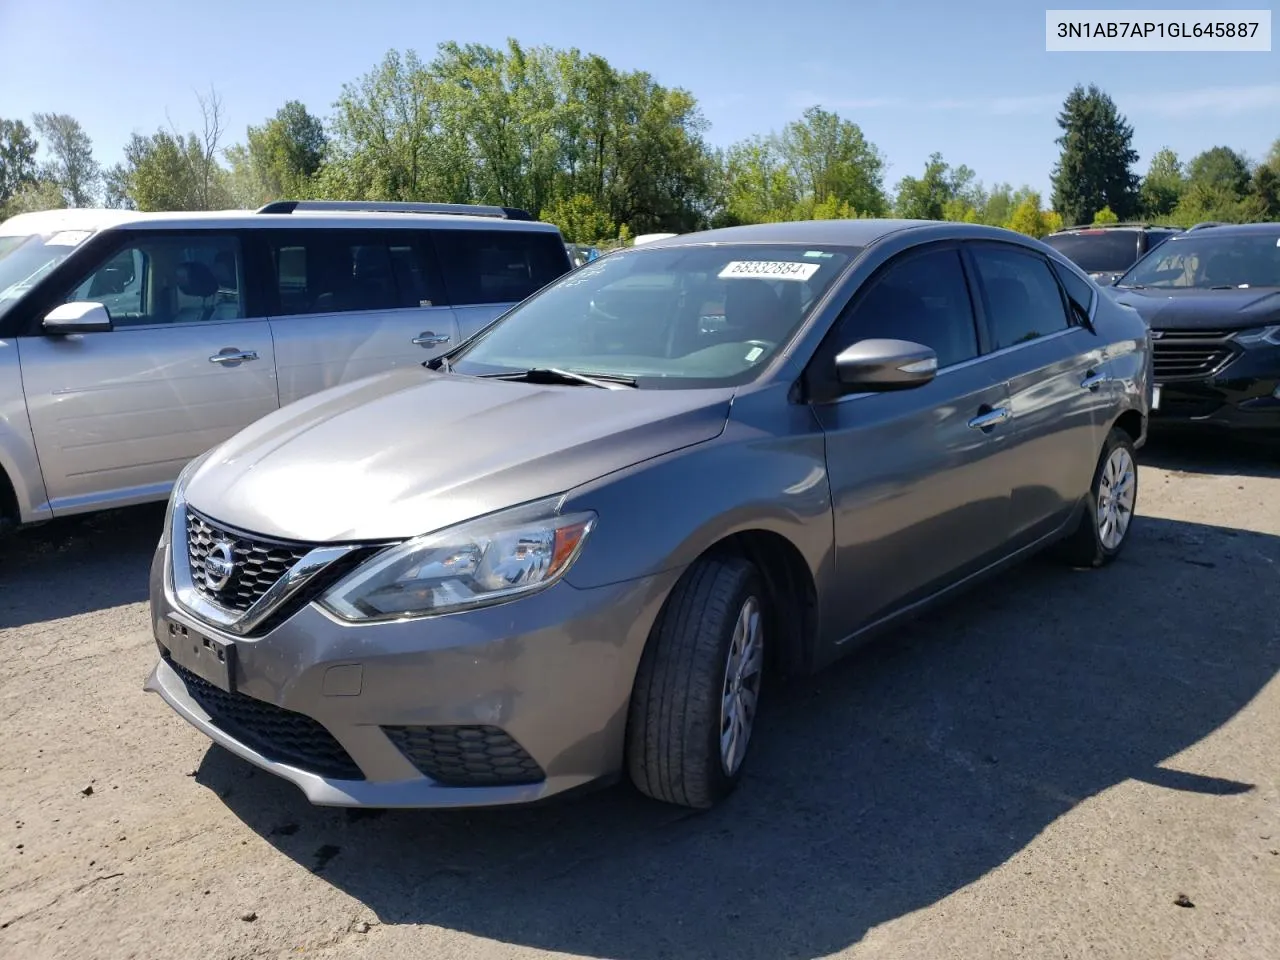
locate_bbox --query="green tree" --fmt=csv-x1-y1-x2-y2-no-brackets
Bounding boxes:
32,112,99,206
1139,148,1184,218
540,192,615,241
1186,146,1252,195
980,183,1016,226
894,152,977,220
1006,192,1051,238
1049,84,1140,225
1,179,66,218
1092,205,1119,224
1245,165,1280,220
0,118,40,205
781,106,887,216
717,135,798,225
228,100,327,206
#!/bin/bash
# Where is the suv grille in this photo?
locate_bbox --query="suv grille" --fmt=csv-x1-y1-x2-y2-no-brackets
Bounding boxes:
187,511,310,612
383,725,545,786
167,657,364,780
1151,330,1237,381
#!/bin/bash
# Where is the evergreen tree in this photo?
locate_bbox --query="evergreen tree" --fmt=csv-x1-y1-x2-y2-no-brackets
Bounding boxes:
1050,84,1140,226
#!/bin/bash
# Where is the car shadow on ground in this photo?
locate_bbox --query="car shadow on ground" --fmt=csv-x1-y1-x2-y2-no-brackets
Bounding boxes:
0,503,164,628
1139,430,1280,480
196,513,1280,960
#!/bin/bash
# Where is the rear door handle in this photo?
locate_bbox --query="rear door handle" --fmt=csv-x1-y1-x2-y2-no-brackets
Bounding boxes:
1081,370,1111,390
968,407,1011,431
412,333,450,347
209,350,258,365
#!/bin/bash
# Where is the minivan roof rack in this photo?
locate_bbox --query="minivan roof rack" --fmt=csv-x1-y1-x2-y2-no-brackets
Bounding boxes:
256,200,535,221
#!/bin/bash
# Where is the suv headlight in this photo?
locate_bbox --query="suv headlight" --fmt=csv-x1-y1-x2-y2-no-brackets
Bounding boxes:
1236,325,1280,346
319,498,596,622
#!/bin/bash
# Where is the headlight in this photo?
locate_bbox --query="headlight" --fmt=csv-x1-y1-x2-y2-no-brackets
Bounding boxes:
1236,325,1280,346
319,498,596,622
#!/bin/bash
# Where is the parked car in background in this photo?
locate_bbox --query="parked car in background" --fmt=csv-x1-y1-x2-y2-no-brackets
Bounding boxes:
1043,222,1181,286
145,218,1150,813
1108,221,1280,435
0,200,572,530
565,243,601,267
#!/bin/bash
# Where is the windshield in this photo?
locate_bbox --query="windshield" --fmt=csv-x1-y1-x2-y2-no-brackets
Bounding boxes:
1116,231,1280,289
1042,231,1140,274
0,229,95,321
449,242,858,388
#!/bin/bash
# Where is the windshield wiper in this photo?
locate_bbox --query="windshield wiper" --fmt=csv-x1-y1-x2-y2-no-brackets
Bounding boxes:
1208,285,1239,290
480,367,638,389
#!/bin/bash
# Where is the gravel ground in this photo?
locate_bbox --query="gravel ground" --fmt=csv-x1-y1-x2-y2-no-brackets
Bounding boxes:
1,433,1277,960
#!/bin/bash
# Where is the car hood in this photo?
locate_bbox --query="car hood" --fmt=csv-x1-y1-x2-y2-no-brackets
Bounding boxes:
1106,286,1280,331
183,367,735,543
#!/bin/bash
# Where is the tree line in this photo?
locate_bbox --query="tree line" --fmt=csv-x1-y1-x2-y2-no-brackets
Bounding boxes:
1,40,1278,243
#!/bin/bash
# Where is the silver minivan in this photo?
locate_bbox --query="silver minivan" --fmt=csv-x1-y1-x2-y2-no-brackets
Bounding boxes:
0,201,572,529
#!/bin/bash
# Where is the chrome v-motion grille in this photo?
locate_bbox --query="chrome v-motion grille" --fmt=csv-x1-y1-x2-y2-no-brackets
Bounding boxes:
186,511,310,613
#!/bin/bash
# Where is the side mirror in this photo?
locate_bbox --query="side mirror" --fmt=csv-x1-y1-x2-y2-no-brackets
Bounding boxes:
835,338,938,392
42,301,113,335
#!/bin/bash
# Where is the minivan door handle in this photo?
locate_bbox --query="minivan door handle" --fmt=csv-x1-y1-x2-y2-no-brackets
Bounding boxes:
412,332,450,347
209,349,258,365
1080,370,1111,391
967,406,1011,431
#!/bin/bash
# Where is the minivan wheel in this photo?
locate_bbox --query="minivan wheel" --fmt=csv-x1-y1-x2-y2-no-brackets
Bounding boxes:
1054,427,1139,568
626,555,766,809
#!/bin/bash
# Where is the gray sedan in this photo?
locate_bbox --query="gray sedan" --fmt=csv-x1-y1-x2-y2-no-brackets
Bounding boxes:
145,219,1151,811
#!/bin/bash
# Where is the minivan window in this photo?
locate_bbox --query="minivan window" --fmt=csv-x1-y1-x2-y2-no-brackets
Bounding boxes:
435,229,571,305
0,229,94,322
62,233,244,327
450,243,856,388
837,247,979,369
1042,231,1140,274
268,231,443,316
970,244,1072,350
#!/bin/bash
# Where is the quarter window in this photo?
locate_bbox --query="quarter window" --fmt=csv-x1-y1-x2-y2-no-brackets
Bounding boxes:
969,245,1072,350
65,233,244,327
434,229,571,306
837,247,980,369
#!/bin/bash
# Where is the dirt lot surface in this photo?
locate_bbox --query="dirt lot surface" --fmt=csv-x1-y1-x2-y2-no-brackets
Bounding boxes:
1,434,1278,960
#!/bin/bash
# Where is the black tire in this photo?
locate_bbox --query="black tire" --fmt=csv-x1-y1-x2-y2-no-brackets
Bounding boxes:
1053,427,1139,568
626,555,766,810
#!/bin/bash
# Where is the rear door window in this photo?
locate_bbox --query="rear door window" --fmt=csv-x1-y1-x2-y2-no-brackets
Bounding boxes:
433,228,571,306
969,244,1073,350
267,230,443,316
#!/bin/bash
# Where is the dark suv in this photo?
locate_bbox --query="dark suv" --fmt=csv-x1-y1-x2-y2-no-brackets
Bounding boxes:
1043,223,1181,286
1107,222,1280,435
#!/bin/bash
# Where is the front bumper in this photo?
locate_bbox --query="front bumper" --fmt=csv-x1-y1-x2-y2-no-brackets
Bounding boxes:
145,529,678,808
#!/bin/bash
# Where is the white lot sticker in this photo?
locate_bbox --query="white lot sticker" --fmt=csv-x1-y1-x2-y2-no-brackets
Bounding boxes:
45,230,92,246
718,260,821,282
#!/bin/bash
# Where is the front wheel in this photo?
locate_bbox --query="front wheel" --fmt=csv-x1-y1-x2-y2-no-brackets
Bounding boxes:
626,556,767,809
1054,427,1139,568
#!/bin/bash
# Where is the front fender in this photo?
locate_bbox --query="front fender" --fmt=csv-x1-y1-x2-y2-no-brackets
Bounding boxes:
0,340,51,523
561,394,834,605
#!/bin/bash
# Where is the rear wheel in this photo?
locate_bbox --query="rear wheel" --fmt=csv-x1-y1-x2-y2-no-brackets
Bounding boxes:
626,555,766,809
1054,427,1139,568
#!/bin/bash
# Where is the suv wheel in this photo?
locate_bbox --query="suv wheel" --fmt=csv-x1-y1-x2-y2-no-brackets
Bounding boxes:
1054,427,1139,567
626,555,766,809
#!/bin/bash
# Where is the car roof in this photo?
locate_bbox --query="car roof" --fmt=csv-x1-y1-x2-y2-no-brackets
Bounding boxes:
1161,221,1280,238
1047,224,1177,236
0,207,562,237
639,218,991,248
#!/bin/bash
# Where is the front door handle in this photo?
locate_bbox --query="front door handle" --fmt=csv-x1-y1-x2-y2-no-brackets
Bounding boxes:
968,407,1011,431
1080,370,1111,391
209,349,258,365
412,333,450,348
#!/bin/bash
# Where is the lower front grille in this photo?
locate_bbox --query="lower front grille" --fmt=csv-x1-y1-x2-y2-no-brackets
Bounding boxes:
166,657,364,781
1151,330,1237,381
383,725,545,786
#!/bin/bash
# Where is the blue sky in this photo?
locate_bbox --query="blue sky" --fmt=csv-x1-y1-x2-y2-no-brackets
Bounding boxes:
1,0,1276,203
